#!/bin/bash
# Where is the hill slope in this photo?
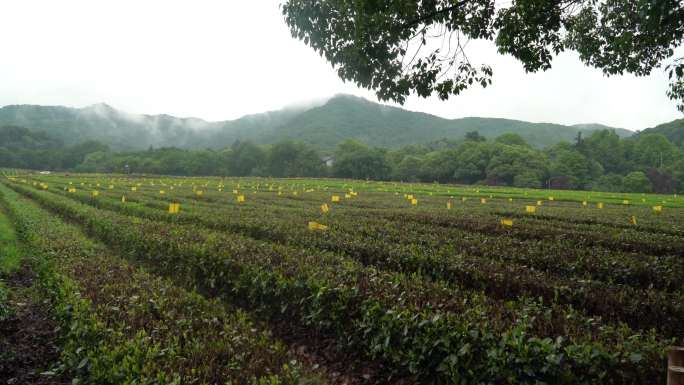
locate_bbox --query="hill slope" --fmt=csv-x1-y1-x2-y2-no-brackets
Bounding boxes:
262,95,633,149
636,119,684,146
0,94,634,150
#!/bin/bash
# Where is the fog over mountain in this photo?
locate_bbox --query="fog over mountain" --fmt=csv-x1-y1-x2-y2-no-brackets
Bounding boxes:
0,94,641,151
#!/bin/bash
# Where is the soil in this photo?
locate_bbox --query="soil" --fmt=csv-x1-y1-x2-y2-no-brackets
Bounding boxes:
0,265,69,385
269,320,418,385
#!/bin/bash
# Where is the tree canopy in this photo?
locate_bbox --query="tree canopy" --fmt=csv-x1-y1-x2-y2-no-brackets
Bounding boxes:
282,0,684,110
4,124,684,193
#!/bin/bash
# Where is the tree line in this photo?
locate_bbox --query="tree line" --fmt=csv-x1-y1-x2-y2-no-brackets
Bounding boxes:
2,125,684,193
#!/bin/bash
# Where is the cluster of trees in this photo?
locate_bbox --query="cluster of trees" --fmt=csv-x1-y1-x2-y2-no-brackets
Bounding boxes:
3,124,684,193
329,130,684,193
0,126,109,170
73,140,327,178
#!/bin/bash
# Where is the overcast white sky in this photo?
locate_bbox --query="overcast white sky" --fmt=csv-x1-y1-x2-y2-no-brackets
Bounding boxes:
0,1,680,131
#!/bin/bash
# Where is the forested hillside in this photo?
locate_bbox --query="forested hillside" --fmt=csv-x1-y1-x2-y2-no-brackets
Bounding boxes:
263,95,633,149
0,125,108,170
4,95,684,194
0,95,633,150
637,119,684,146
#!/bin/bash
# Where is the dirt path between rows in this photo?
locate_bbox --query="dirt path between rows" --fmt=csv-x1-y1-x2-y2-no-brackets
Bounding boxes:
0,265,69,385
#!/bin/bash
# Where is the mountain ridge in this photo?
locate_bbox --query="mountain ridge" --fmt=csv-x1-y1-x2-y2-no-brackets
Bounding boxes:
0,94,641,151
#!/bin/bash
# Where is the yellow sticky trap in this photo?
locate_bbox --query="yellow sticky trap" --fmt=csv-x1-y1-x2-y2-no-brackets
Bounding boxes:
548,196,554,201
237,195,245,203
321,203,329,213
622,200,630,205
525,205,536,213
582,201,587,207
131,187,137,192
121,195,126,203
168,203,180,214
159,190,165,195
350,191,357,197
480,198,487,204
631,215,637,225
308,221,328,231
331,195,340,202
508,198,513,202
597,202,604,209
446,201,452,210
196,190,203,196
91,191,99,197
501,218,514,227
68,187,76,193
652,205,662,213
345,193,352,199
407,194,414,200
293,191,298,196
411,198,418,205
536,200,543,206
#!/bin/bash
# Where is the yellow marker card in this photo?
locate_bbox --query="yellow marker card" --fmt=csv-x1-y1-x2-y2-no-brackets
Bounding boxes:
168,203,180,214
308,221,328,231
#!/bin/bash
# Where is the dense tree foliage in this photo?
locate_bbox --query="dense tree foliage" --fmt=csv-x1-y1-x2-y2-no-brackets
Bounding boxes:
0,126,109,170
282,0,684,110
4,124,684,193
